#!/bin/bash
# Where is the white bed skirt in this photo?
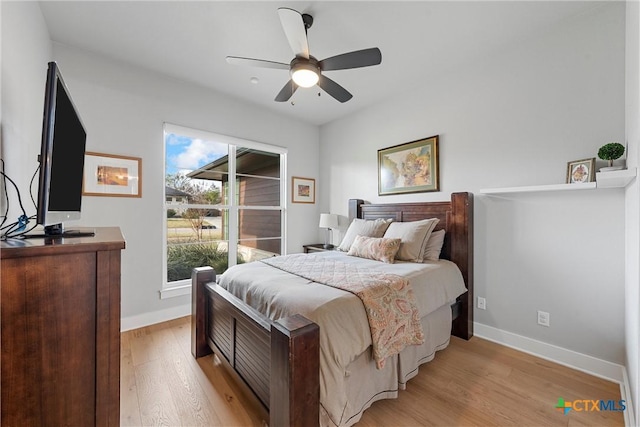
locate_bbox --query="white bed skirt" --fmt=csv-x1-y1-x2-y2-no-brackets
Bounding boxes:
321,303,453,427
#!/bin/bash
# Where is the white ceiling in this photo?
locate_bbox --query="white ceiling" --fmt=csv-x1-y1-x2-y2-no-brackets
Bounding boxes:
39,1,609,126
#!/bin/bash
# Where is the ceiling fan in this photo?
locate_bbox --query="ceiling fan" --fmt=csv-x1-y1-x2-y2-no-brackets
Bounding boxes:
226,7,382,103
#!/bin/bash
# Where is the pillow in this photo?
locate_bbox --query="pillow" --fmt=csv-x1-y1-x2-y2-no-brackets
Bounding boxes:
337,218,393,252
382,218,439,262
347,235,401,264
423,229,446,261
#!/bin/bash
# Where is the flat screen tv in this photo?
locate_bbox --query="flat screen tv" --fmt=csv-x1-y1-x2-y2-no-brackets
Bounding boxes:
34,62,93,238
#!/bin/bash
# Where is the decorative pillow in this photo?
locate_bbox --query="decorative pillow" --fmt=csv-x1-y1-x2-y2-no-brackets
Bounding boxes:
423,229,446,261
382,218,439,262
337,218,393,252
347,235,401,264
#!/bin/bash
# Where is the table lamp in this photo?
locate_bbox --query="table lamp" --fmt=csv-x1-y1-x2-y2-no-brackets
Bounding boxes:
319,213,339,249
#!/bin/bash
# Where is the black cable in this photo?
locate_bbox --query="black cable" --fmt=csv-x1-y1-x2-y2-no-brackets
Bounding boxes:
3,222,20,236
0,164,34,240
5,215,38,239
29,165,39,211
0,162,41,240
0,221,20,231
0,170,27,218
0,216,25,237
0,159,9,229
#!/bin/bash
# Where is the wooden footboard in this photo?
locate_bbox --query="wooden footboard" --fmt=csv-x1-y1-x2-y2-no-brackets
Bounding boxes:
191,266,320,427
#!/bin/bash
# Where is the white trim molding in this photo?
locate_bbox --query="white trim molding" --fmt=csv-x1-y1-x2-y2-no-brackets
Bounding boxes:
621,368,636,427
160,282,191,299
121,303,190,332
474,322,624,383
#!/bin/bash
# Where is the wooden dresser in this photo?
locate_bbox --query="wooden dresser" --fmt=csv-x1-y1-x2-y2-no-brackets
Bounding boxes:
1,227,125,426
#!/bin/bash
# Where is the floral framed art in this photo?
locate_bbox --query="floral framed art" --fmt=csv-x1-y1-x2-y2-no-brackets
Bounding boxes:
291,176,315,204
83,152,142,197
566,158,595,184
378,135,439,195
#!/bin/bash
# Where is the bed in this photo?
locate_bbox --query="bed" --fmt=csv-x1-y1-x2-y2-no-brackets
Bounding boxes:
191,192,473,426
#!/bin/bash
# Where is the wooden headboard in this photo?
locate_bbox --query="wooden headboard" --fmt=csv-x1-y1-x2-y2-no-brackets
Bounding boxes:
348,192,474,339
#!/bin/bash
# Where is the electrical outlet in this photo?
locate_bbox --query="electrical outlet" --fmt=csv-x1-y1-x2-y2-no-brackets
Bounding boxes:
537,310,550,327
477,296,486,310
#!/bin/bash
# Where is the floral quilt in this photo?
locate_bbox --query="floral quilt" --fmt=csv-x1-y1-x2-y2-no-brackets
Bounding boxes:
262,254,424,368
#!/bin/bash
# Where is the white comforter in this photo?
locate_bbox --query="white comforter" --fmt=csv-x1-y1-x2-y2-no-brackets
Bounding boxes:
217,251,467,426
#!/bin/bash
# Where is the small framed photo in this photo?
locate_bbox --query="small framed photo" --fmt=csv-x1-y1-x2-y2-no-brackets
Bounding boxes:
291,176,315,204
83,152,142,197
378,135,439,195
566,158,595,184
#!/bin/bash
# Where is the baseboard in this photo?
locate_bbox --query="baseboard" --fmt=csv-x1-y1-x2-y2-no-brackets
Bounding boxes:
121,303,191,332
474,322,624,384
621,367,637,427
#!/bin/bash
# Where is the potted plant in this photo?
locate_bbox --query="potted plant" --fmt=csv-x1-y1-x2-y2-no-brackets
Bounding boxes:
597,142,625,172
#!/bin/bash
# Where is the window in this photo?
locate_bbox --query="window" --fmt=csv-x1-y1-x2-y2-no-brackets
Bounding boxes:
162,124,287,298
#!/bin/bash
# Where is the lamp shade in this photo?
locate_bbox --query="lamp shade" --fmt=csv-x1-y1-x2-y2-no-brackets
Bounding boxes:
319,213,338,229
291,60,320,88
291,68,319,88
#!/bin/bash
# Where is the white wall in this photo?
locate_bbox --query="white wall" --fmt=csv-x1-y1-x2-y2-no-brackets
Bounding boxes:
1,2,52,217
625,0,640,422
2,1,321,329
320,3,626,365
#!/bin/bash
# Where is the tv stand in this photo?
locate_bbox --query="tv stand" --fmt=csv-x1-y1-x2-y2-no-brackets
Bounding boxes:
23,224,96,239
59,230,96,237
22,230,96,239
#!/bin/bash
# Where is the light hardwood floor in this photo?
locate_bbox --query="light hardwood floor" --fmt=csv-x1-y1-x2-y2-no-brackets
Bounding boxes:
121,316,624,426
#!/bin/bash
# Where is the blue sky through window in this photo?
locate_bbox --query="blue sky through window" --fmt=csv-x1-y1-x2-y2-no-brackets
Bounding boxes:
165,133,227,188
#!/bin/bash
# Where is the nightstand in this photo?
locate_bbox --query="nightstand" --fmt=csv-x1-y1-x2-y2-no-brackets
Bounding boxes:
303,243,337,253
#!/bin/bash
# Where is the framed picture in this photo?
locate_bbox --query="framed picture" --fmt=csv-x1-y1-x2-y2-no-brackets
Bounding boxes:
566,158,595,184
291,176,315,204
83,152,142,197
378,135,439,195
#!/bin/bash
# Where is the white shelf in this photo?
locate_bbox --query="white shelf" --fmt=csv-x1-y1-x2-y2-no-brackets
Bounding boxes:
595,167,637,188
480,182,596,195
480,167,636,195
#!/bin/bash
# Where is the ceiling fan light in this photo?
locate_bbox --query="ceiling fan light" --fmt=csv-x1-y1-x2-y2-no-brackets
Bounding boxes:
291,67,319,88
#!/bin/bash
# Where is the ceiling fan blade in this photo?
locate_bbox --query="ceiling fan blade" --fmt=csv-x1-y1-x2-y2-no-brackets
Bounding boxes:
275,80,298,102
226,56,290,70
318,75,352,103
278,7,309,59
319,48,382,71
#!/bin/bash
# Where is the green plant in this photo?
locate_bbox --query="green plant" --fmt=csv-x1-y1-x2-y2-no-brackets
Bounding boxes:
597,142,625,167
166,243,243,282
166,208,177,218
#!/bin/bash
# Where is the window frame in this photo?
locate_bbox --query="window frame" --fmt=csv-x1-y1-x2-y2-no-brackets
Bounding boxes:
161,123,287,299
